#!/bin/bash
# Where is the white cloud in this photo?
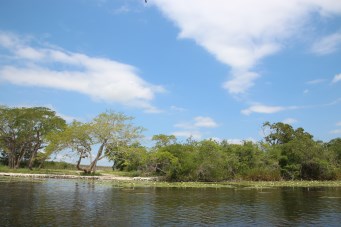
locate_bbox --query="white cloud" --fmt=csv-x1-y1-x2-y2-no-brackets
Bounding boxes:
336,121,341,126
241,104,286,115
170,105,187,112
332,73,341,83
175,116,218,129
224,138,257,145
282,118,298,124
172,130,202,140
173,116,218,139
194,116,218,128
152,0,341,94
330,129,341,134
0,32,164,113
223,71,259,94
306,79,326,84
311,32,341,55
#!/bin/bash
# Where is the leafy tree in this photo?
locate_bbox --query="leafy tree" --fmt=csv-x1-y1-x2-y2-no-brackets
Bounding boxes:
263,121,295,145
51,111,144,174
0,106,66,169
147,150,179,179
109,142,148,172
152,134,176,148
327,138,341,164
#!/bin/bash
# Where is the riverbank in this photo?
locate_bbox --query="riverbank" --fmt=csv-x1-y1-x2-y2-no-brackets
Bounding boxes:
0,172,158,181
1,172,341,188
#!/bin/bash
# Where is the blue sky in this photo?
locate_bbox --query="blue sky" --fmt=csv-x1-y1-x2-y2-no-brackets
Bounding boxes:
1,0,341,151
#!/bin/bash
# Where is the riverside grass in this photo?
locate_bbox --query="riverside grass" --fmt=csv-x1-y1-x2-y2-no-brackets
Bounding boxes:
1,166,341,189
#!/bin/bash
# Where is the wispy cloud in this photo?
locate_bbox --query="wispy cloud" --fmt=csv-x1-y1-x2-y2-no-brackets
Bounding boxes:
193,116,218,128
242,96,341,116
282,118,298,125
311,32,341,55
152,0,341,94
0,32,164,113
172,130,202,140
170,105,187,112
241,104,296,115
330,129,341,135
173,116,219,139
332,73,341,84
175,116,219,129
330,120,341,135
225,138,256,145
306,79,326,84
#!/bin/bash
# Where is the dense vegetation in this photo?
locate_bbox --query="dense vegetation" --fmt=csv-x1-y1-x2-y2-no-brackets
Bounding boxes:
1,106,340,181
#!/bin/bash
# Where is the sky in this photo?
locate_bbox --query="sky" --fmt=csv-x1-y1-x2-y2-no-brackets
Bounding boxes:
0,0,341,158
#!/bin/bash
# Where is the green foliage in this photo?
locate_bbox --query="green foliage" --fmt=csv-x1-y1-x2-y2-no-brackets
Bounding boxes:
0,106,66,169
50,111,145,174
110,143,148,172
152,134,177,148
1,107,339,182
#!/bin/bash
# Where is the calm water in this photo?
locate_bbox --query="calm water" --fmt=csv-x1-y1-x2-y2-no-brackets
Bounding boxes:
0,178,340,226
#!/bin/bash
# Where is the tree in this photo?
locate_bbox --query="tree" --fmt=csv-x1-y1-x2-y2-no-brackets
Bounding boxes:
263,122,295,145
52,111,144,174
152,134,176,148
109,142,148,171
0,106,66,169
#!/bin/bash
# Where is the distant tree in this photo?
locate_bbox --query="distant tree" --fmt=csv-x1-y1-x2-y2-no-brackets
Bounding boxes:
327,138,341,164
109,142,148,171
51,111,144,174
263,122,295,145
0,106,66,169
152,134,177,148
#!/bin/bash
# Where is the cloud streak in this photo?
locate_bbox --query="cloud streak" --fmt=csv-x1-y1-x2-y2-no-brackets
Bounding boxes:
173,116,219,139
332,73,341,83
311,32,341,55
0,32,164,113
152,0,341,94
241,104,298,115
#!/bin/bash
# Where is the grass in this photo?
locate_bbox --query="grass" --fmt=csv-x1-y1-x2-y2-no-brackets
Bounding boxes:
0,165,80,175
1,165,341,188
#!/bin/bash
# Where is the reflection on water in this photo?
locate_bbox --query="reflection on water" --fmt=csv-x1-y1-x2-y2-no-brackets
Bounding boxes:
0,178,340,226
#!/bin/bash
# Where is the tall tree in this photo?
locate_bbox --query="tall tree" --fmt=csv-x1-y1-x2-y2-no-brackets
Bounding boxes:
0,106,66,169
52,111,144,174
152,134,177,148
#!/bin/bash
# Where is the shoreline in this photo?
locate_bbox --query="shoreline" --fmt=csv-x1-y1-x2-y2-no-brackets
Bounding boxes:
0,172,158,181
1,172,341,188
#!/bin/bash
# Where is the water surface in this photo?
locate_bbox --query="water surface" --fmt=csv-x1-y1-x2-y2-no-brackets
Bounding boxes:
0,178,340,226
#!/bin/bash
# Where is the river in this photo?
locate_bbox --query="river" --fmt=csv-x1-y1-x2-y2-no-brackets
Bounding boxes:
0,178,340,226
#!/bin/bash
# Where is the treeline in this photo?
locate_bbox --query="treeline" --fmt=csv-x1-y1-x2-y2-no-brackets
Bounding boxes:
0,106,340,181
113,128,341,181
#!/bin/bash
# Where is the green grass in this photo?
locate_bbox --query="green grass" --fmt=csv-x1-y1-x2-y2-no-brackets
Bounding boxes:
1,164,341,189
0,165,80,175
93,180,341,189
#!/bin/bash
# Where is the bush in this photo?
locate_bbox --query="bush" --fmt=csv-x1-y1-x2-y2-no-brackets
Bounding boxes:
243,167,282,181
301,159,337,180
39,161,75,170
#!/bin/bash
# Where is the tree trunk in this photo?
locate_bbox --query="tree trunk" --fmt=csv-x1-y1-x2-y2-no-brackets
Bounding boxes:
15,144,27,169
76,153,91,174
8,153,15,169
28,132,41,170
87,141,106,173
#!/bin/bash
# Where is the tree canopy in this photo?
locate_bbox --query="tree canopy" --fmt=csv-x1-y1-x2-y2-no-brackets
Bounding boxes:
0,106,66,169
0,106,340,181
